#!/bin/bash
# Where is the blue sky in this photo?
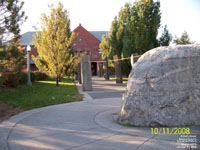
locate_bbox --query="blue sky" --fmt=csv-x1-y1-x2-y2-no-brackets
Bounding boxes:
21,0,200,43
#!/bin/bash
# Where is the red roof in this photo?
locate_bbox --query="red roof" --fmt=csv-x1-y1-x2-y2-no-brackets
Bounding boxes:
72,24,101,61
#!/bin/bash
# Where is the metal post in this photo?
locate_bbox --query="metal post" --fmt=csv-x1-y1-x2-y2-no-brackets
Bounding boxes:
27,45,32,86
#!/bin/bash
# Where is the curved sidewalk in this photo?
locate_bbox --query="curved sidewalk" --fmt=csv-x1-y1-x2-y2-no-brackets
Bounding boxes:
0,77,199,150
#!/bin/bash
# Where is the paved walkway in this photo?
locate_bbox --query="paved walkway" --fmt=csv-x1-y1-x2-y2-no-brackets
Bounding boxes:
0,77,199,150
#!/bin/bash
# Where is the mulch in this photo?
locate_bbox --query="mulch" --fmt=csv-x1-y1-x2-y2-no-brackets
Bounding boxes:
0,101,24,123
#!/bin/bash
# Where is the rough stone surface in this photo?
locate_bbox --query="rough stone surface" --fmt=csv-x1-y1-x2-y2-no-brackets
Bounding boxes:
119,45,200,126
81,55,92,91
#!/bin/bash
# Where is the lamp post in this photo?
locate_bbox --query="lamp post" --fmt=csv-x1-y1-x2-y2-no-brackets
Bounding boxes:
98,49,102,77
27,45,32,86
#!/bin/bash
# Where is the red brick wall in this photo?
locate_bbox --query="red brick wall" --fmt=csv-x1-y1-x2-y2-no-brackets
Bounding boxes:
72,24,102,62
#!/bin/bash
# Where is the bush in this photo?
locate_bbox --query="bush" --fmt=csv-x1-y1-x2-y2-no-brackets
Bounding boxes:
3,72,21,87
35,72,48,81
19,72,48,85
19,72,27,84
30,72,37,82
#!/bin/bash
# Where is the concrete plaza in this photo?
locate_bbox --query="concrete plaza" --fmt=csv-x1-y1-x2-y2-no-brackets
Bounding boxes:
0,77,199,150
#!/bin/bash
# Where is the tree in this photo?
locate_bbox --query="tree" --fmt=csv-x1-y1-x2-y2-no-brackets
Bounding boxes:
109,16,124,82
158,25,172,46
0,0,27,43
122,0,160,76
173,31,192,45
99,34,110,59
0,42,25,87
101,0,161,77
124,0,161,55
109,16,123,58
33,3,76,86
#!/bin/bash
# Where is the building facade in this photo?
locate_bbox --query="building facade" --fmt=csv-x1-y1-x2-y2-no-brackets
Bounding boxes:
20,24,108,75
72,24,104,75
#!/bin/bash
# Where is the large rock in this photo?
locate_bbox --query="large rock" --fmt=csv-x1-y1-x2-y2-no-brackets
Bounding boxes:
118,45,200,126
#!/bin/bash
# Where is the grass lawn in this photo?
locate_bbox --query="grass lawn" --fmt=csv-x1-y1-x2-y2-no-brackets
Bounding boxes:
0,77,82,110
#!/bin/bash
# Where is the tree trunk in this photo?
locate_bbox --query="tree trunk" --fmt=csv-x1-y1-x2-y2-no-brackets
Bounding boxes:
113,55,123,83
58,75,61,82
103,57,109,80
56,74,59,86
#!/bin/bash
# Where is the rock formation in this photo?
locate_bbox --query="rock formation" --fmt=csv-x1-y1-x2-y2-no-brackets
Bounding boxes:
118,45,200,126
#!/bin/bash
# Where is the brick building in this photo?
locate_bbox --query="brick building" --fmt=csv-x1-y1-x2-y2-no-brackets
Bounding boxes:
20,24,107,75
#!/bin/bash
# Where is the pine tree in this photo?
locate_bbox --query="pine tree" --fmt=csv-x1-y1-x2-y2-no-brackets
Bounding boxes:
0,42,25,87
158,25,172,46
122,3,134,58
122,0,160,75
0,0,27,42
33,3,76,86
173,31,192,45
125,0,161,54
109,17,122,57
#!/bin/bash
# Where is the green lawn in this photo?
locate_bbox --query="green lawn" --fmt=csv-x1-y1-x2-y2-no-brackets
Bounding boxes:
0,77,82,110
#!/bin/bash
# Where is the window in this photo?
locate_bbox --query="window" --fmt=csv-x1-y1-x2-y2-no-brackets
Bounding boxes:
73,43,77,46
98,49,102,54
78,37,83,42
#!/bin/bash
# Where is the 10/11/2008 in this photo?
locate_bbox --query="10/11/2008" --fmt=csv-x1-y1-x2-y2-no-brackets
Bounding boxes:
151,128,190,135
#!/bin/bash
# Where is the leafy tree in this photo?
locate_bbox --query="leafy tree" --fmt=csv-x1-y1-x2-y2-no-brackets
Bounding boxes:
0,0,27,43
122,0,160,76
100,0,161,76
99,34,110,59
64,51,80,77
33,3,76,86
0,42,25,87
124,0,161,55
109,17,122,58
173,31,192,45
158,25,172,46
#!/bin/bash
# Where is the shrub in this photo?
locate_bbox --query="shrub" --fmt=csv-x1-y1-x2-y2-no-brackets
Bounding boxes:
3,72,21,87
19,72,27,84
30,72,37,82
19,72,48,85
35,72,48,81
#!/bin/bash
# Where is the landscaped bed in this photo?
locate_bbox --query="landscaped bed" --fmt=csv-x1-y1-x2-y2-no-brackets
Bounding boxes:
0,77,82,122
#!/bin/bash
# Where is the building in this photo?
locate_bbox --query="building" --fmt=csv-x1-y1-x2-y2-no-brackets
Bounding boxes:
20,24,108,75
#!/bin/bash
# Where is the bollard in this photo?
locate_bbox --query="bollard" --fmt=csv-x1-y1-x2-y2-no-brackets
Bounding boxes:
81,55,92,91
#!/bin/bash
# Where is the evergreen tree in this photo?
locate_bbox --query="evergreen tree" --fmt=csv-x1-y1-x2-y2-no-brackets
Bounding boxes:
0,42,25,87
173,31,192,45
124,0,161,55
109,16,122,58
101,0,161,76
158,25,172,46
0,0,27,42
122,0,160,76
33,3,76,86
122,6,134,57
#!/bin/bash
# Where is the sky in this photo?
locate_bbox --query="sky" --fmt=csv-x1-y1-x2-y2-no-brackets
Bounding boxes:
21,0,200,43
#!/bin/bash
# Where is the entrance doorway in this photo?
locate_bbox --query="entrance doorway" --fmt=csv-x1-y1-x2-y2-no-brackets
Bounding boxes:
91,62,97,76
